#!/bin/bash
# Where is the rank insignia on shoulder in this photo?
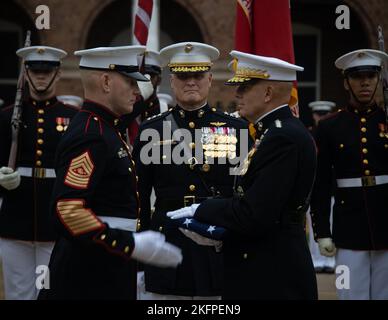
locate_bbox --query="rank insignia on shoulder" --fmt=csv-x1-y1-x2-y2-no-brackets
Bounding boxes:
146,110,170,121
275,120,282,128
209,122,226,127
64,151,94,189
229,112,239,118
117,148,129,159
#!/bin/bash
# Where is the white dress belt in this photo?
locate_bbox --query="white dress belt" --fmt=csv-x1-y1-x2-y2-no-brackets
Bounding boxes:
337,175,388,188
99,216,138,232
17,167,56,178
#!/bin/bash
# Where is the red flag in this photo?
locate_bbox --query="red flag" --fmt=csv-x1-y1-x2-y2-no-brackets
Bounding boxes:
235,0,299,117
235,0,254,53
133,0,154,45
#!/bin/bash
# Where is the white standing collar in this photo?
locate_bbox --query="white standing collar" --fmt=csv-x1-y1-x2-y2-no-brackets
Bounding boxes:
255,104,288,124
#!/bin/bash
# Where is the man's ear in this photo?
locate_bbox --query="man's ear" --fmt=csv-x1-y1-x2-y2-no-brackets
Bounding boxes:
208,72,213,88
101,73,111,93
344,78,349,91
264,85,273,103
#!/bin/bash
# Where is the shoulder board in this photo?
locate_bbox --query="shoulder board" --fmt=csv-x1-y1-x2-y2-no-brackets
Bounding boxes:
212,109,247,123
224,111,240,118
144,108,173,124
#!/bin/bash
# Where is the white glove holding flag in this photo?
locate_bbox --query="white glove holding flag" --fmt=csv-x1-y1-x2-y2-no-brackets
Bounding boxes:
167,204,200,220
179,228,222,250
0,167,21,190
137,74,154,101
318,237,337,257
132,231,182,267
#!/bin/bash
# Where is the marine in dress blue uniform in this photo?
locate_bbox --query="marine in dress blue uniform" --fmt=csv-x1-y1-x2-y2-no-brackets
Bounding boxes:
307,101,336,273
37,46,182,300
310,49,388,300
133,42,250,299
168,50,318,300
0,46,78,300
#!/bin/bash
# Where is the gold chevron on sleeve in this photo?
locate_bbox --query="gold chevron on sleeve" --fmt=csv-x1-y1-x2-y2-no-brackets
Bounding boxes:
64,151,94,189
57,199,103,236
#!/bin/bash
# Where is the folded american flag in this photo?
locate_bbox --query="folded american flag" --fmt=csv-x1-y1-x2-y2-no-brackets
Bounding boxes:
170,217,227,240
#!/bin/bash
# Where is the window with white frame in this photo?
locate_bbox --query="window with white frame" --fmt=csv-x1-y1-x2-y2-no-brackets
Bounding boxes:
293,23,321,127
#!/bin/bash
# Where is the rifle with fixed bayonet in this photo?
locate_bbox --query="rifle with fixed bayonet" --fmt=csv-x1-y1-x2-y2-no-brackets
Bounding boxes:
7,30,31,169
377,26,388,132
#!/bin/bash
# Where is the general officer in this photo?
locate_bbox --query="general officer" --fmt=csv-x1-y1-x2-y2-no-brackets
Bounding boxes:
310,49,388,300
133,42,249,300
168,50,318,300
38,46,182,300
0,46,78,300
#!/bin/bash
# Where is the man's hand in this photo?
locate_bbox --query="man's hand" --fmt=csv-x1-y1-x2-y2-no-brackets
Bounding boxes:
0,167,21,190
167,204,200,220
318,237,337,257
132,231,183,267
179,228,222,251
137,74,154,101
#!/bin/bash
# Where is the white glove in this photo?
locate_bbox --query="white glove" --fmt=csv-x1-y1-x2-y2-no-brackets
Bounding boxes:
0,167,21,190
137,74,154,100
167,204,200,220
132,231,183,267
179,228,222,250
318,237,337,257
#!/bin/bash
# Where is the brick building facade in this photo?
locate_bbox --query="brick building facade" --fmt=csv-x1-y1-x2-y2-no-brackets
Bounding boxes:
1,0,387,124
